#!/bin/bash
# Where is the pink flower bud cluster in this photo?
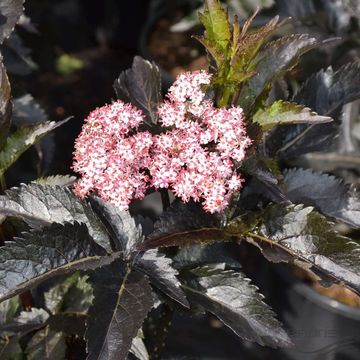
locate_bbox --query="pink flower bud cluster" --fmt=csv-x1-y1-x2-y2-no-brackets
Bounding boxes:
73,70,252,213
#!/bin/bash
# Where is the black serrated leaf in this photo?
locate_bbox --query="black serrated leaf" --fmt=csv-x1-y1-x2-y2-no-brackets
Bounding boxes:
12,94,47,125
0,0,24,44
0,57,11,149
284,168,360,228
0,183,112,252
114,56,161,124
321,0,352,34
141,202,229,250
276,0,316,18
240,34,319,111
2,32,37,75
184,264,292,348
293,62,360,117
266,62,360,158
90,196,143,256
241,155,286,203
136,249,189,307
248,204,360,294
86,260,153,360
0,222,115,302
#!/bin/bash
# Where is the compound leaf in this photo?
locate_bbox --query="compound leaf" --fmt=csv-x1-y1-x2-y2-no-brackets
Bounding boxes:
247,204,360,294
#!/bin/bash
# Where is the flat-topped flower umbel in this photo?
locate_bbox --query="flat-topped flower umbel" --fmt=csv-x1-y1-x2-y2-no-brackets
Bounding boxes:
73,70,251,213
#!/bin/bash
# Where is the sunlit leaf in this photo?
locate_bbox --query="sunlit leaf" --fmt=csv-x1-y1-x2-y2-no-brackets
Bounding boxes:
0,222,115,302
184,264,292,348
253,100,332,131
0,183,112,251
246,204,360,294
0,118,70,176
136,249,189,307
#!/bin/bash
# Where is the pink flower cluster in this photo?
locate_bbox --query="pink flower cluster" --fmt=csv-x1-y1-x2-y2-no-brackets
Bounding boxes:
73,70,252,213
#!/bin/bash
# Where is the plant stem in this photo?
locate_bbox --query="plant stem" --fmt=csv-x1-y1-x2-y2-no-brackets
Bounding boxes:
160,189,170,211
146,190,173,359
0,174,6,192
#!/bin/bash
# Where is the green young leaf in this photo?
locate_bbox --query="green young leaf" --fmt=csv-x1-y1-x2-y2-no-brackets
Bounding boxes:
198,0,231,54
184,264,292,348
247,204,360,294
114,56,162,124
0,118,70,176
0,58,12,149
12,94,47,125
0,183,112,252
136,249,189,307
86,260,153,360
229,15,280,78
32,175,76,187
90,196,144,256
140,202,230,250
284,168,360,228
0,0,24,44
26,327,66,360
240,34,319,111
0,222,116,302
253,100,332,131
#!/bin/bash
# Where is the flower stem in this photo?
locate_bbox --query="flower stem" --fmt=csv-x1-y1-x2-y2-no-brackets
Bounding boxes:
160,189,170,211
